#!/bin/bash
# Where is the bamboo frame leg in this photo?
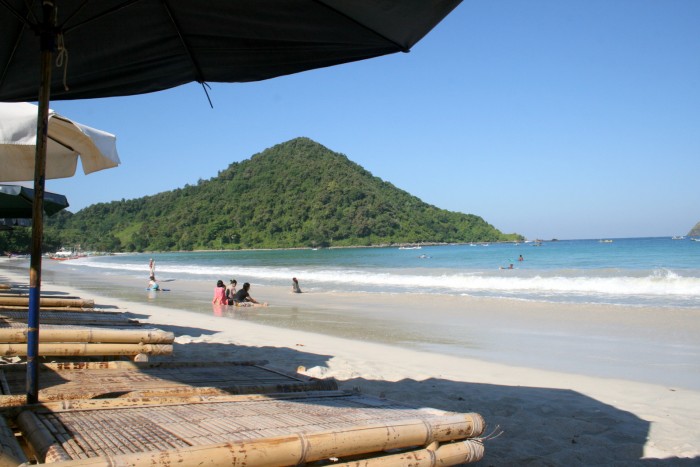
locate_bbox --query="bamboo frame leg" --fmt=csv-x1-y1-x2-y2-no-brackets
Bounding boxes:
17,411,71,463
0,416,28,466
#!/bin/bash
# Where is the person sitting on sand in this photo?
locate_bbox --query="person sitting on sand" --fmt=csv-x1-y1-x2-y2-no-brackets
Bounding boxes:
226,279,237,305
232,282,266,306
292,277,302,293
212,280,227,305
147,275,160,291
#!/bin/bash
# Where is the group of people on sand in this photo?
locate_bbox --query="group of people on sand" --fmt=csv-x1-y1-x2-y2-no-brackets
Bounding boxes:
213,277,303,306
213,279,267,307
146,257,303,302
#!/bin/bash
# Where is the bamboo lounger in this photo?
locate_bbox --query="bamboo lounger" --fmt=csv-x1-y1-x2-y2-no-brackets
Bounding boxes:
0,323,173,344
0,306,96,313
0,361,338,406
0,293,83,301
0,297,94,309
0,323,174,359
6,391,485,466
0,342,172,358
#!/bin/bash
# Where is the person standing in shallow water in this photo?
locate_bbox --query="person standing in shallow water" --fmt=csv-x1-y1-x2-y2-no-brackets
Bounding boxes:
149,258,156,279
292,277,302,293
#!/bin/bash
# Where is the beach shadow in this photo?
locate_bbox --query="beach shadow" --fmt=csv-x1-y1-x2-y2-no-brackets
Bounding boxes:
20,289,74,297
155,341,696,466
338,377,681,467
163,341,334,371
122,312,151,319
151,323,219,338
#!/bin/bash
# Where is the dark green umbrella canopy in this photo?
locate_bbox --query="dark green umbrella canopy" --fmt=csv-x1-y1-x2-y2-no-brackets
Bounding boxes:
0,184,68,218
0,0,461,101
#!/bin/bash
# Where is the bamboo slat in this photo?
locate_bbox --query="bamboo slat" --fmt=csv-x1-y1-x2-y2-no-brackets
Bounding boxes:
333,439,485,466
0,306,95,313
16,392,485,466
17,411,71,463
27,430,486,466
0,297,94,308
0,342,172,357
0,414,27,466
0,292,82,300
0,325,173,344
0,361,337,406
0,285,10,290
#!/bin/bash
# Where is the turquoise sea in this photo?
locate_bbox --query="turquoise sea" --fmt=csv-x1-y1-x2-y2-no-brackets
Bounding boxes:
55,237,700,308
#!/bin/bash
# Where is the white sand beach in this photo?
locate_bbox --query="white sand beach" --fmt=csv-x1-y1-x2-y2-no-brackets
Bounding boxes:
1,263,699,466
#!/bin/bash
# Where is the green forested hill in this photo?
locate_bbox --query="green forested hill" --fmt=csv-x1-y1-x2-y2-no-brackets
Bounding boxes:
41,138,522,251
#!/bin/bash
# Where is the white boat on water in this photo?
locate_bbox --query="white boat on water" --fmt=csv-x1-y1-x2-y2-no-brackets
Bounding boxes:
599,239,613,243
398,246,421,250
671,236,685,240
49,249,85,260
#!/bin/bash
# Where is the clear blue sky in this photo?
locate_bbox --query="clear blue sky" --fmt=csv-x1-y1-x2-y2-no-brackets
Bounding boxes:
42,1,699,241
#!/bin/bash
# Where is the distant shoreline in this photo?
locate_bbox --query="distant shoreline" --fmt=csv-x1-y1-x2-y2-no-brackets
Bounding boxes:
8,236,691,258
47,235,696,256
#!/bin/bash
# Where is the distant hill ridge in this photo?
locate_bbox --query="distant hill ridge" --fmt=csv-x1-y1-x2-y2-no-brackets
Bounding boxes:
45,138,523,251
688,222,700,237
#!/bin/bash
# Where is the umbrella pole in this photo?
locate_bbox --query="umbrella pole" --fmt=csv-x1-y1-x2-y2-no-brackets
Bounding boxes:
27,0,56,405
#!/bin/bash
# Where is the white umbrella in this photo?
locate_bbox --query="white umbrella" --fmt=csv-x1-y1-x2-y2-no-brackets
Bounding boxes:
0,102,120,182
0,102,119,403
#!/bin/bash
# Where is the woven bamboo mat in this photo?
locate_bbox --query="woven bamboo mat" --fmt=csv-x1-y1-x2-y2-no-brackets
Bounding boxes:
16,391,485,465
0,361,338,406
